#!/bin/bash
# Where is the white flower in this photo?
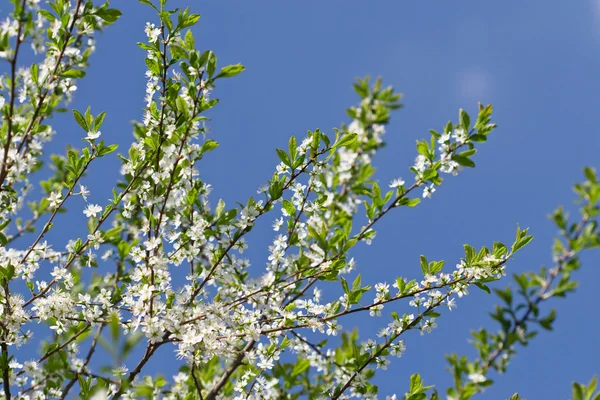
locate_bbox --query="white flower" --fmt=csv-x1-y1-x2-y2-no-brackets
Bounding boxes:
389,178,405,189
422,184,436,199
86,131,101,140
86,248,97,267
144,22,161,43
326,322,341,336
363,339,377,353
90,391,108,400
414,155,428,173
257,356,274,370
390,341,406,357
79,185,90,201
144,237,161,251
83,204,102,218
452,128,468,144
467,372,486,384
438,132,451,144
369,304,383,317
47,191,63,208
272,217,284,231
446,297,457,311
112,365,129,377
377,327,391,338
0,95,4,108
420,318,438,335
375,282,389,294
87,231,104,250
375,357,390,370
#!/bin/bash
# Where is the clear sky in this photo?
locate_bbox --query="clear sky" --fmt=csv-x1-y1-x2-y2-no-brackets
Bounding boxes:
5,0,600,398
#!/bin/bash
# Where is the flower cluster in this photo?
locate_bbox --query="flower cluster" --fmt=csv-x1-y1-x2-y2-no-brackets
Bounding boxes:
0,1,518,399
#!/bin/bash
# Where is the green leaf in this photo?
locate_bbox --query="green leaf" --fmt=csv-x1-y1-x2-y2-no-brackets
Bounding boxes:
288,136,297,163
420,255,428,275
538,309,556,330
98,144,118,157
110,312,120,342
429,260,444,275
334,133,358,148
169,45,188,60
137,42,156,52
176,96,189,116
452,154,475,168
573,383,584,400
474,282,491,294
85,106,93,128
215,63,245,79
588,376,598,396
351,274,362,291
138,0,158,10
201,140,219,154
184,30,195,50
512,234,534,253
397,197,420,207
469,134,487,142
340,277,350,295
61,69,86,78
0,232,7,246
31,63,39,84
409,374,423,393
276,148,291,167
94,112,106,131
38,9,56,21
73,110,88,131
206,51,217,78
215,199,226,218
145,58,161,76
79,376,90,397
494,287,513,306
282,200,295,216
416,140,429,157
96,8,122,23
308,226,327,251
181,14,200,28
584,167,597,183
290,359,310,376
459,108,470,131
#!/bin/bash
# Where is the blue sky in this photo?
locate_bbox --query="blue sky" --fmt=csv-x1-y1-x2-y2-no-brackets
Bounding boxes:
5,0,600,398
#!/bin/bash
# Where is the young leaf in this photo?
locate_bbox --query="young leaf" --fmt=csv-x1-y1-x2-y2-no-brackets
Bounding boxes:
334,133,358,149
61,69,86,78
73,110,88,131
215,64,245,79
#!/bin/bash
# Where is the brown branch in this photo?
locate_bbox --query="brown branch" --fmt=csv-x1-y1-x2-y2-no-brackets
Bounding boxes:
0,0,27,187
186,149,328,306
15,324,90,378
19,154,95,267
59,323,105,399
2,342,10,399
331,293,451,400
482,215,590,371
204,340,255,400
23,155,153,307
1,0,84,186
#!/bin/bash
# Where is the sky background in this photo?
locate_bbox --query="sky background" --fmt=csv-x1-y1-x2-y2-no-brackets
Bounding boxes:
3,0,600,398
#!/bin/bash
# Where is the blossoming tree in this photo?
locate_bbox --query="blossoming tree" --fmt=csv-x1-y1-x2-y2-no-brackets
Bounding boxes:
0,0,598,399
